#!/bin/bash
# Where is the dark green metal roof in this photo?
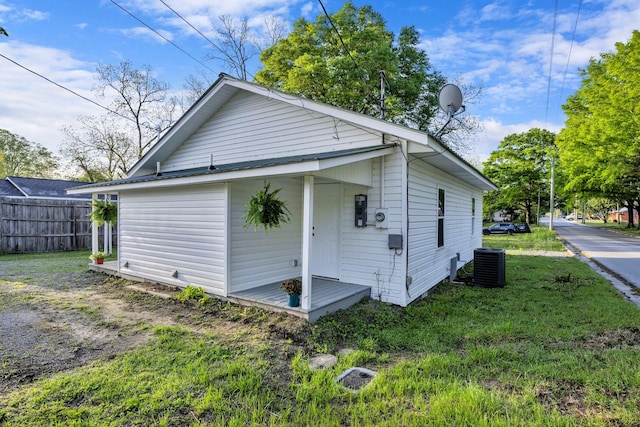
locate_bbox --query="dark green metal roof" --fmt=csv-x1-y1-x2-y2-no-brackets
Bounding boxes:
70,145,390,191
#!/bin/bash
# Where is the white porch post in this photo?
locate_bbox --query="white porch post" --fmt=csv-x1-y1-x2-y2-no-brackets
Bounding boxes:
106,194,113,255
301,175,314,310
103,217,109,255
91,193,99,255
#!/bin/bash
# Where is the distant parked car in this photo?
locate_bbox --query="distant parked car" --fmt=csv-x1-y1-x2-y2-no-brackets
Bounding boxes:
565,214,574,220
514,222,531,233
482,222,516,235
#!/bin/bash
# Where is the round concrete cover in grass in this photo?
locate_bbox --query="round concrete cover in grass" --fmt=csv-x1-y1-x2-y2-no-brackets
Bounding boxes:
335,367,376,392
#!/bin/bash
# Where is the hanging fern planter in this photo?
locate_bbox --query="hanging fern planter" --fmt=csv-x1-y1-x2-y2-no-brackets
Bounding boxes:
89,199,118,226
243,182,291,233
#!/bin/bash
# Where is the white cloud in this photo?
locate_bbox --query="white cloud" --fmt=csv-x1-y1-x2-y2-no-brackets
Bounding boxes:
0,2,49,23
0,41,102,155
117,26,173,43
22,8,48,21
471,117,563,163
300,2,315,18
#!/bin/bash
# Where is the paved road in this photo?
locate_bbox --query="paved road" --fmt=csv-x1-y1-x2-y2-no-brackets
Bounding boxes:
543,217,640,289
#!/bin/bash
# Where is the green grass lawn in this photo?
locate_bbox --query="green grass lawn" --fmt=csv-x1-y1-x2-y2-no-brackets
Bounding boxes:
482,225,565,251
2,242,640,425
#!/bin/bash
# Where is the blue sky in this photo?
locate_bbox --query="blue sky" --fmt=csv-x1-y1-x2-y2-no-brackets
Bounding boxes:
1,0,639,167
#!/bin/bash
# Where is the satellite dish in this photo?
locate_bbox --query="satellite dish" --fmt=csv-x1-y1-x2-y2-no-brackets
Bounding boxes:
438,83,463,115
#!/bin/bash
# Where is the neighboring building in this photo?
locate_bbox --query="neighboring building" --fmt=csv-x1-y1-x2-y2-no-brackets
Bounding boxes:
0,176,93,253
609,207,640,224
69,74,496,321
0,176,92,200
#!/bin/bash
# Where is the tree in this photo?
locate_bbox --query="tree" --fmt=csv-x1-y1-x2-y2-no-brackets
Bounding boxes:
183,70,216,106
254,3,478,154
94,61,178,159
557,30,640,227
206,15,257,81
62,61,178,181
483,128,557,224
184,15,287,102
61,116,134,182
586,196,617,223
0,129,59,178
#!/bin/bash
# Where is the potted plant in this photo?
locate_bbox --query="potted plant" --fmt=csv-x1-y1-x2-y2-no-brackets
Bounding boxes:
88,198,117,257
89,251,106,264
281,278,302,307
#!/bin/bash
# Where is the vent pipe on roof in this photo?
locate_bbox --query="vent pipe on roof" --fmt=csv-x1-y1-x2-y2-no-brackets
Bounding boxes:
208,154,216,170
156,162,162,177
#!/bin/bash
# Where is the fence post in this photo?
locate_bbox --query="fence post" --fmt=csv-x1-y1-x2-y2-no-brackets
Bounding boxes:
0,197,4,254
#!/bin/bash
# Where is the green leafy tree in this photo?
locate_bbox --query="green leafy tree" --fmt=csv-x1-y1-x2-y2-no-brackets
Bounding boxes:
483,128,557,224
557,30,640,227
256,2,397,115
254,3,479,153
0,129,59,178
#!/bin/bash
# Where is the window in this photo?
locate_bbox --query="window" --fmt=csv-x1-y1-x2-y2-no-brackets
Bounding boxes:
437,188,445,247
471,197,476,235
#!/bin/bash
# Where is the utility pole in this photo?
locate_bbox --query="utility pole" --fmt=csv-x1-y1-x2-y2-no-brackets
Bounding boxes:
379,70,386,120
549,157,555,231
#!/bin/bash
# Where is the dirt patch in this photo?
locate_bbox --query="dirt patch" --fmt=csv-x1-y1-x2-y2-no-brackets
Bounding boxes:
0,264,311,397
582,326,640,350
0,303,148,393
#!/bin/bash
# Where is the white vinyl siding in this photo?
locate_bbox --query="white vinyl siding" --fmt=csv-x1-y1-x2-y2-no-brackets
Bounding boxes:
163,91,381,171
118,184,227,295
313,160,373,186
340,152,406,306
228,179,303,292
407,157,483,302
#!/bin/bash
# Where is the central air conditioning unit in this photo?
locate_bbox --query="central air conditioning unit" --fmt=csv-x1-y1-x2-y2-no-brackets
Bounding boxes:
473,248,506,288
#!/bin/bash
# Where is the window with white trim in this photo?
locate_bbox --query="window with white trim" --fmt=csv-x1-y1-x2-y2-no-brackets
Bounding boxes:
437,188,445,247
472,197,476,235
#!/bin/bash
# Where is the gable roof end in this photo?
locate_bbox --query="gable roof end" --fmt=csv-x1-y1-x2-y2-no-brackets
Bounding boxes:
125,74,494,191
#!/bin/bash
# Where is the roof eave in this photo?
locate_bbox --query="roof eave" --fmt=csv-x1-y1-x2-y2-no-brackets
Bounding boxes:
67,146,396,194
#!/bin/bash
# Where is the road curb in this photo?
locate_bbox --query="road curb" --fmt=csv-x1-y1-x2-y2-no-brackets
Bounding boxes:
560,238,640,309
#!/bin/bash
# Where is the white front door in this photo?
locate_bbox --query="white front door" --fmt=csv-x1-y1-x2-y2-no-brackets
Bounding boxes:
311,183,341,279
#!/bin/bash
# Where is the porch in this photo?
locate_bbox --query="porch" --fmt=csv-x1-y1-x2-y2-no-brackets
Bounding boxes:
228,278,371,322
90,262,371,322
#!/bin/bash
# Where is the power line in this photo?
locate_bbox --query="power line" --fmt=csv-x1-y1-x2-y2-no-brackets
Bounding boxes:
317,0,374,108
156,0,254,80
0,52,134,123
558,0,583,110
157,0,222,53
109,0,216,74
544,0,559,124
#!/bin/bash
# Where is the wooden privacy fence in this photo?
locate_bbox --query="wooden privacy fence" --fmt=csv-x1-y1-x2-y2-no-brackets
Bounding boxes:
0,197,116,253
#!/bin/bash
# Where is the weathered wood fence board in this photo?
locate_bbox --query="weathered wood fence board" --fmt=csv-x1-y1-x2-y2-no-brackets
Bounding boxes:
0,197,116,253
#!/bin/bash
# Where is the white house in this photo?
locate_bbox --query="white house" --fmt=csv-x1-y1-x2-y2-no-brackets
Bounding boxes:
68,74,496,321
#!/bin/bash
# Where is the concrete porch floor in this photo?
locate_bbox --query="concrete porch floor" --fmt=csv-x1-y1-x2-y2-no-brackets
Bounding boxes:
90,262,370,322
